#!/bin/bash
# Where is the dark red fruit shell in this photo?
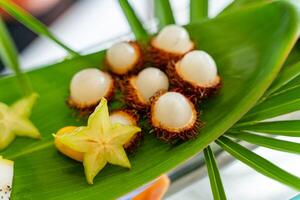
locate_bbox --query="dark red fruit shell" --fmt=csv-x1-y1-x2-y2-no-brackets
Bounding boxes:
67,77,115,115
124,132,143,153
149,90,201,142
151,122,201,142
120,76,150,110
105,41,144,76
166,61,221,102
110,109,142,153
147,39,195,69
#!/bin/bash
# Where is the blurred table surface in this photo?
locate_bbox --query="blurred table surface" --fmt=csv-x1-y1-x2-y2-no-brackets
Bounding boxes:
13,0,300,199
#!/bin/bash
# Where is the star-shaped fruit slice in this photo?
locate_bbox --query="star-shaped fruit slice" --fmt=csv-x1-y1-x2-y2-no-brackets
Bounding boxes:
0,93,41,150
54,98,141,184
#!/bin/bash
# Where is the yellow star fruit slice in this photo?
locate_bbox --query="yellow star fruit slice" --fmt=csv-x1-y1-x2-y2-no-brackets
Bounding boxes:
54,126,83,162
0,93,40,150
54,98,141,184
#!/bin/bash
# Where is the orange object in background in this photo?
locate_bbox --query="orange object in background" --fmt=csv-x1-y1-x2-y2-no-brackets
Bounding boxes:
0,0,60,19
133,175,170,200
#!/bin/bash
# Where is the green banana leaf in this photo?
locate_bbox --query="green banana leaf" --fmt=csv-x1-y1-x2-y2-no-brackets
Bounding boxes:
222,0,268,13
224,0,300,68
0,1,300,199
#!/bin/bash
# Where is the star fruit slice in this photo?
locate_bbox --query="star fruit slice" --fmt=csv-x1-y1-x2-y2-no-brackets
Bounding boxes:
0,93,40,150
54,98,141,184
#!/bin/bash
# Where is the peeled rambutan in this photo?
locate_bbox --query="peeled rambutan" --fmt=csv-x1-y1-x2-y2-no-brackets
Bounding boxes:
110,109,142,153
122,67,169,109
167,50,221,101
150,91,200,142
105,41,144,76
148,25,194,68
68,68,115,114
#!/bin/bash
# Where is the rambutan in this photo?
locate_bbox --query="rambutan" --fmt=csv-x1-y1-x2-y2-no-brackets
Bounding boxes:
150,91,200,142
167,50,221,101
67,68,115,114
105,41,144,76
148,25,194,68
122,67,169,109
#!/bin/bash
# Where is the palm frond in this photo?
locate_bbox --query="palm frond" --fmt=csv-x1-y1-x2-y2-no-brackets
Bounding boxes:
233,120,300,137
227,131,300,154
118,0,148,41
239,86,300,123
284,40,300,67
259,61,300,102
190,0,209,23
216,136,300,190
0,16,32,95
154,0,175,29
204,146,227,200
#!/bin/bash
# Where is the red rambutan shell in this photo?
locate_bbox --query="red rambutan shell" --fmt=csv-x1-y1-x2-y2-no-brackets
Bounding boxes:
166,61,221,102
147,39,195,69
120,76,150,110
149,90,201,142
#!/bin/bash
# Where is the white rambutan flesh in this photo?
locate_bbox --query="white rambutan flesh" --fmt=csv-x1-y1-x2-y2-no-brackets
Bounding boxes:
135,67,169,103
110,111,137,126
0,157,13,200
177,50,218,85
106,42,139,74
152,92,195,130
152,25,193,54
70,68,113,105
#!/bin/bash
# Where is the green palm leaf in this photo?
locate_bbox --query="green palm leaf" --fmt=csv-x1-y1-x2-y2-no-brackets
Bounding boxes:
0,16,32,95
204,146,227,200
274,75,300,97
284,40,300,66
154,0,175,29
0,0,79,57
227,131,300,154
233,120,300,137
118,0,148,41
261,61,300,99
190,0,209,22
240,86,300,123
0,1,299,199
216,136,300,190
